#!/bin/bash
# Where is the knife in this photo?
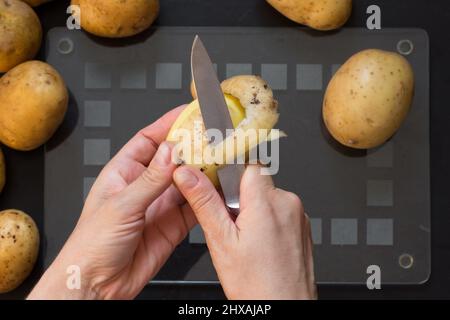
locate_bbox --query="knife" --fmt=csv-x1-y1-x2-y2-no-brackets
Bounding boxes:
191,35,244,215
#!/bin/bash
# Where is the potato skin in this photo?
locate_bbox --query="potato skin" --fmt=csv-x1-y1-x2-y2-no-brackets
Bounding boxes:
0,0,42,73
323,49,414,149
0,209,39,294
0,148,4,193
0,61,68,151
71,0,160,38
266,0,352,31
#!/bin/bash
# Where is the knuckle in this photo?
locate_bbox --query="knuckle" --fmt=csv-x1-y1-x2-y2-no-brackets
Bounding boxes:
140,168,161,187
277,191,304,225
284,191,303,211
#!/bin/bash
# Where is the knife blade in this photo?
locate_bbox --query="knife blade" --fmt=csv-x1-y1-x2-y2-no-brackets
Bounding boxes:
191,35,244,215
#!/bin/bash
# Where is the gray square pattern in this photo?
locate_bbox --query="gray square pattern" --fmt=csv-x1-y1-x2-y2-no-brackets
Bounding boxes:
83,139,111,166
367,219,394,246
189,225,206,244
331,219,358,245
84,100,111,127
367,142,394,168
85,63,112,89
367,180,394,207
261,64,287,90
297,64,323,90
120,63,147,89
156,63,182,89
226,63,252,78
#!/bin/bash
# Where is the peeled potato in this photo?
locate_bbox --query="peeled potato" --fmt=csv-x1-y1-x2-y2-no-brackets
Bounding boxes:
71,0,159,38
168,75,281,186
0,61,68,151
0,209,39,294
0,0,42,73
323,49,415,149
20,0,52,6
0,148,5,194
266,0,352,31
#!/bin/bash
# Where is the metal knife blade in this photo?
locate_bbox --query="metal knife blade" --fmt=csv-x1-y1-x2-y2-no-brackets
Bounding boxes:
191,36,234,142
191,35,244,215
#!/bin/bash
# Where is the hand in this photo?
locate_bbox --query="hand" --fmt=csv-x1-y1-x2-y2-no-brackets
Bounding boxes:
28,106,197,300
174,165,317,300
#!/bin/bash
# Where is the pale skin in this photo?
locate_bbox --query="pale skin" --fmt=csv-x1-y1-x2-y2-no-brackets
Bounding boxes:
28,106,316,300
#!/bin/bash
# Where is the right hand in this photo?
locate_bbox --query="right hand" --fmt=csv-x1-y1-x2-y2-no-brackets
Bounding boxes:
173,165,317,300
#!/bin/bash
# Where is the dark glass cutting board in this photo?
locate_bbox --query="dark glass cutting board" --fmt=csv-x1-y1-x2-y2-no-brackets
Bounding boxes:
44,27,430,284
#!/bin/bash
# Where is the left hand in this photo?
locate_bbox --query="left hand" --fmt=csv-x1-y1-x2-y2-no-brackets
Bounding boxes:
28,105,197,300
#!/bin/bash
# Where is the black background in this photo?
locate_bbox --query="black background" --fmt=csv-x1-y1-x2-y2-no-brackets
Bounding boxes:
0,0,449,300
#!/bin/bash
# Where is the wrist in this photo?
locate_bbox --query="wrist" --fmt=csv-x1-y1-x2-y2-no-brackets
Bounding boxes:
28,251,100,300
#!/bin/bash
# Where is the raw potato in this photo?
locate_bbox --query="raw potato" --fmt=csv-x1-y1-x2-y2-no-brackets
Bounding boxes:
0,148,4,194
0,209,39,294
0,0,42,73
323,49,415,149
168,75,281,186
266,0,352,31
20,0,52,6
71,0,160,38
0,61,68,151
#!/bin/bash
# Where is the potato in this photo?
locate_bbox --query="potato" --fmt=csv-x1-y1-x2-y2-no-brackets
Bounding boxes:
0,148,5,194
71,0,160,38
0,61,68,151
20,0,53,6
0,209,39,294
323,49,415,149
0,0,42,73
266,0,352,31
168,76,281,186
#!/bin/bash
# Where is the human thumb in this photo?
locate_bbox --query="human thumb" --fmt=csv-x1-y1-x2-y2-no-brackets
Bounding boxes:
173,166,236,242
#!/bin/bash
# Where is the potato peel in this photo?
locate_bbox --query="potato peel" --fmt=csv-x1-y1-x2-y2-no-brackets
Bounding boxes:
168,75,284,186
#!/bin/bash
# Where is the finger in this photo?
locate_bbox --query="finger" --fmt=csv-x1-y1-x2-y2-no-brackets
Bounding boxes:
113,142,177,214
173,166,236,243
303,213,317,298
181,204,199,231
302,213,313,264
112,105,186,167
158,185,199,231
239,164,275,211
145,185,198,245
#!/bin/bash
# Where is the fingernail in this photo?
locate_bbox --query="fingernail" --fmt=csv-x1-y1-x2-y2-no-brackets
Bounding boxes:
156,142,172,166
174,168,199,189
